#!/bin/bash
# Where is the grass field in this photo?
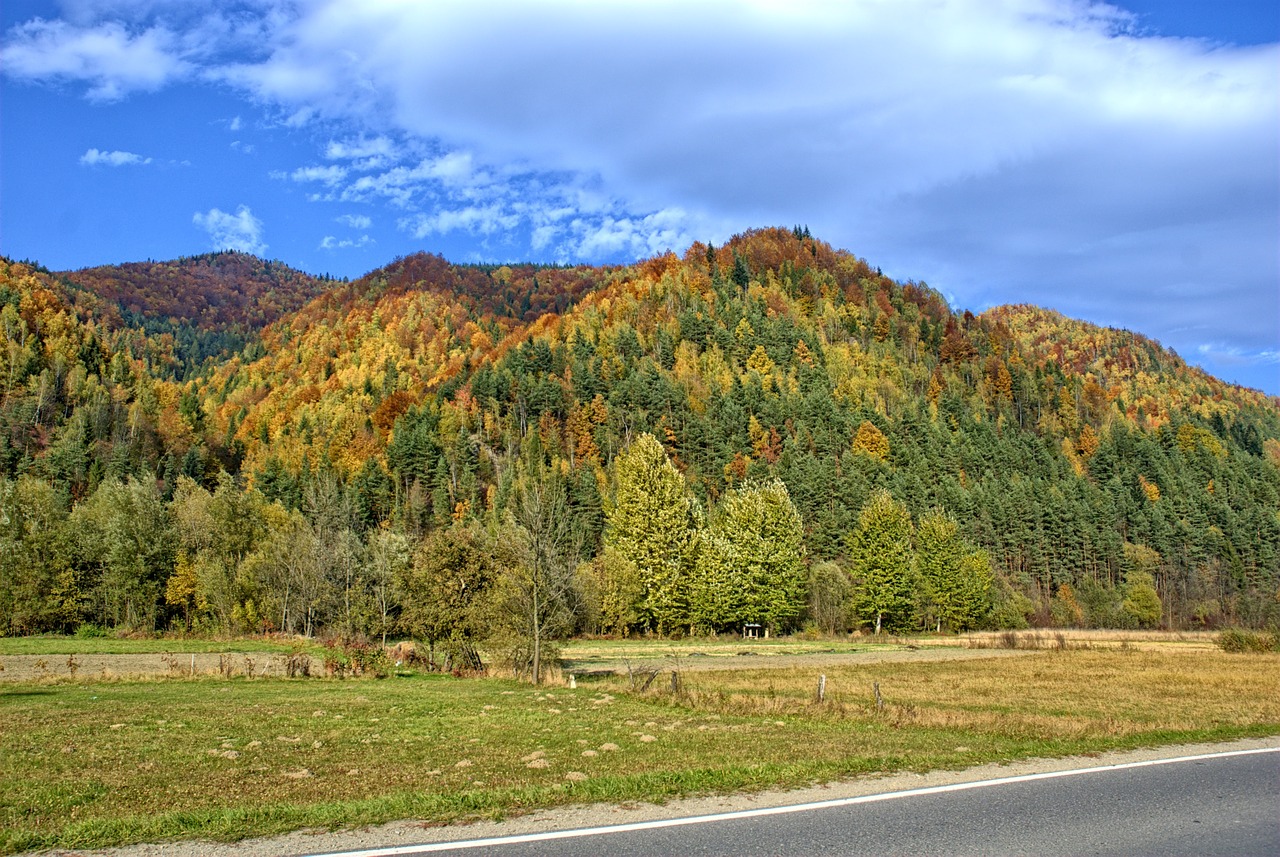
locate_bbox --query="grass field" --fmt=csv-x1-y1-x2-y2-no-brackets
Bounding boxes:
2,643,1277,855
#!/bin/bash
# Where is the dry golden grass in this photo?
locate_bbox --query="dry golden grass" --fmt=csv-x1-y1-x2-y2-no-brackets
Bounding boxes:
630,649,1280,740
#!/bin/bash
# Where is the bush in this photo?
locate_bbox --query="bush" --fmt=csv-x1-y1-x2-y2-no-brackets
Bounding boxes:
321,638,391,678
1216,629,1279,653
74,623,107,639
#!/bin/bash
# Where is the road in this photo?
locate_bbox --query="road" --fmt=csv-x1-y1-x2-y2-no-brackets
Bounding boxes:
308,748,1279,857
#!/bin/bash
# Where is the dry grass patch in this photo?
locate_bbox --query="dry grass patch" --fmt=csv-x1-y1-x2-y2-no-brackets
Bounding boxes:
640,649,1280,740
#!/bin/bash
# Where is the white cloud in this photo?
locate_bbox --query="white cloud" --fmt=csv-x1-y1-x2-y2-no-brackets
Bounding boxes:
193,205,266,255
400,206,520,239
79,147,150,166
325,136,397,165
289,165,347,185
1,18,190,100
337,214,372,229
228,115,242,132
319,234,374,250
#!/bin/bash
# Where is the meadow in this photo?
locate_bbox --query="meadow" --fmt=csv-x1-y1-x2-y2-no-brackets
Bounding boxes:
1,639,1277,854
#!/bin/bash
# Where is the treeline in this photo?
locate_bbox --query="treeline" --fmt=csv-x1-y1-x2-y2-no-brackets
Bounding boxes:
0,432,996,654
1,226,1278,640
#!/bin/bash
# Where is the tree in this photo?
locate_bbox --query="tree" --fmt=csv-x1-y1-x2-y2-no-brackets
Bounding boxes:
916,509,993,632
491,468,583,684
851,420,890,460
70,477,173,631
397,520,502,671
170,474,269,633
0,476,78,634
1122,569,1163,628
847,490,915,634
603,433,699,634
808,561,853,635
691,479,806,634
577,546,643,636
366,526,411,644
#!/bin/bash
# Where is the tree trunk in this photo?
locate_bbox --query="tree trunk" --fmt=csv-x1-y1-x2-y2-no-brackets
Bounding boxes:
532,584,542,685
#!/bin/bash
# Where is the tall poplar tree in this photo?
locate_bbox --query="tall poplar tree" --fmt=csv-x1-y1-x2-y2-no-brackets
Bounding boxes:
848,489,915,634
692,479,806,633
604,433,698,634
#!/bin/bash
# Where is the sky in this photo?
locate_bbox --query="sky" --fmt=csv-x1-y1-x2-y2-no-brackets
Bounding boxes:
1,1,1277,394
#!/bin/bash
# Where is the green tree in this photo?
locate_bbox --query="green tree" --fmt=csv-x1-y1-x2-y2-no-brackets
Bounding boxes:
847,490,916,634
397,520,502,671
70,477,173,631
604,433,699,634
577,546,644,636
916,509,994,632
691,479,806,634
1122,569,1163,628
0,476,78,634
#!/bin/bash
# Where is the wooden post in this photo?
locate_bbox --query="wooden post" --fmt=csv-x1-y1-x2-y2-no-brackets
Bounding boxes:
818,674,826,703
873,681,884,712
190,654,195,677
568,674,576,689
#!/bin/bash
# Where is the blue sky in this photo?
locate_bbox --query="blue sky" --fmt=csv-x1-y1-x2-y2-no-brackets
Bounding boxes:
2,1,1277,394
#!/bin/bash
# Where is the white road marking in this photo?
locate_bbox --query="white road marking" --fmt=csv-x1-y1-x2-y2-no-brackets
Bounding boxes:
307,747,1280,857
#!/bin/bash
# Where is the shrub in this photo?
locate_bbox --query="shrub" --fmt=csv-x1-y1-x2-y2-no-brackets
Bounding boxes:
322,638,391,678
1217,629,1279,653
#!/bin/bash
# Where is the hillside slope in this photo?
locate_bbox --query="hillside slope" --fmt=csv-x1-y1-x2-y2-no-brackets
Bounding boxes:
2,228,1277,634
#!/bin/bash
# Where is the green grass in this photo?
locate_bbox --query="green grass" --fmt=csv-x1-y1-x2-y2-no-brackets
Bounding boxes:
2,648,1277,854
0,635,328,657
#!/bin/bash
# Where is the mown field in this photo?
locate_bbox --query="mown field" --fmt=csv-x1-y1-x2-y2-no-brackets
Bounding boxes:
1,640,1277,854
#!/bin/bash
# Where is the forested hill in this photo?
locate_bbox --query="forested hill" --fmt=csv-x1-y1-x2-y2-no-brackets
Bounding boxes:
1,227,1278,638
57,252,334,376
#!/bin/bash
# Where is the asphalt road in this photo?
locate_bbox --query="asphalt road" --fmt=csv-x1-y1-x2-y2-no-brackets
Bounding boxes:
311,748,1279,857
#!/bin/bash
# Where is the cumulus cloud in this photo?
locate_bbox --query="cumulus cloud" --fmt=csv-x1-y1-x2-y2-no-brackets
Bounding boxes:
193,205,266,255
80,147,150,166
1,17,190,100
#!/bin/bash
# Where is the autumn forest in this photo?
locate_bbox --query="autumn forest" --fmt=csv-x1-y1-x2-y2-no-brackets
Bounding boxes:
2,227,1278,657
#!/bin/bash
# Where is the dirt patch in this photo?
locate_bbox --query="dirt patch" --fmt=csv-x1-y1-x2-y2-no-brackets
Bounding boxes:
0,645,1022,683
